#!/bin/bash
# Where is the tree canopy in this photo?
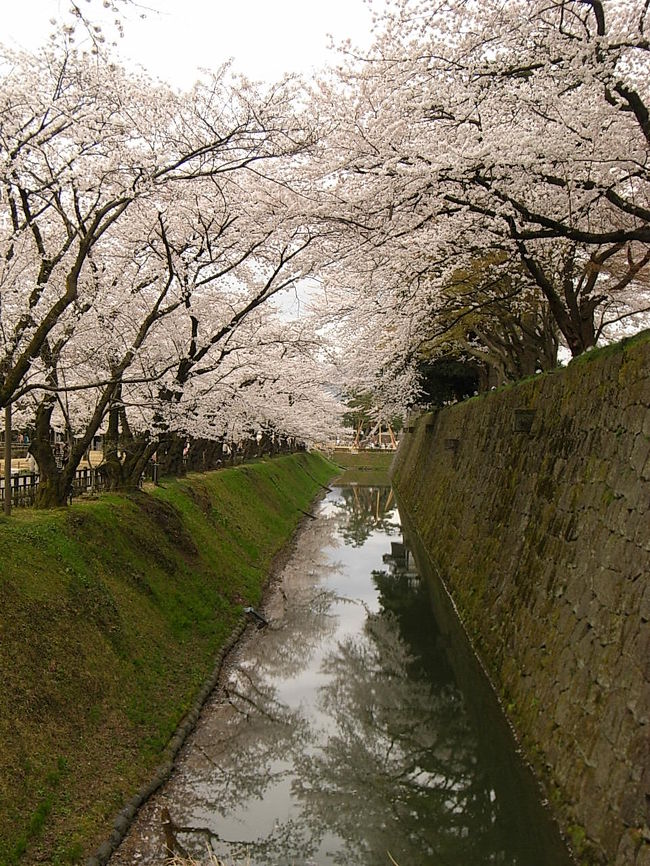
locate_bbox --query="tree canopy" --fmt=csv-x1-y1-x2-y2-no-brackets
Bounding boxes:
2,0,649,502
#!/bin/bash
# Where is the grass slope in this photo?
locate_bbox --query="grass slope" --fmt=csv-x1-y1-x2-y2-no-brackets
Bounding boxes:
329,450,395,485
0,452,336,866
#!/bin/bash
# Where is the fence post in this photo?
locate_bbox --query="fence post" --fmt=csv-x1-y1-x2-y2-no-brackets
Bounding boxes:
4,404,11,516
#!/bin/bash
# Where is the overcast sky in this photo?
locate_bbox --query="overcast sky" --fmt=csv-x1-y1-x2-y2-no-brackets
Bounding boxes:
1,1,375,319
2,0,375,88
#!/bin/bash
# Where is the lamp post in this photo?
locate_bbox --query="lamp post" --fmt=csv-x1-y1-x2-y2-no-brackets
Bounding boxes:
4,403,11,516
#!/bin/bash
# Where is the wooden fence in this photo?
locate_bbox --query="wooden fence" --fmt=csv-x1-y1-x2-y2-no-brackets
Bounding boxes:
1,453,255,508
0,467,109,507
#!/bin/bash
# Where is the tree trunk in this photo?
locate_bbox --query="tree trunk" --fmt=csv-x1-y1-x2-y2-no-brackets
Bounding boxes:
99,401,125,490
187,438,226,471
240,437,257,461
101,401,154,491
30,399,74,508
157,434,186,477
517,241,598,358
121,439,158,490
257,431,272,458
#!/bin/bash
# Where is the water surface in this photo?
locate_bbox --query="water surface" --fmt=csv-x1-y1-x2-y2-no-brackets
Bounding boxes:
112,485,572,866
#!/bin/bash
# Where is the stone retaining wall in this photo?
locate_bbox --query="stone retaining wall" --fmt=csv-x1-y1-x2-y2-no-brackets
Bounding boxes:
391,334,650,866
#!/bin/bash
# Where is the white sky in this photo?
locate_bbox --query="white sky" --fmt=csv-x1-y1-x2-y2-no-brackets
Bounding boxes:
1,1,376,320
2,0,375,88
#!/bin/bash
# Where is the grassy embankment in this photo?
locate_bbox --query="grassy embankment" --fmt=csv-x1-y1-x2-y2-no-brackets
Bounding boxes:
0,452,336,866
328,449,395,485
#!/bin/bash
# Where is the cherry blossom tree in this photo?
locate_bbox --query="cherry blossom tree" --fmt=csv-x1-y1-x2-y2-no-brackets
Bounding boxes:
311,0,650,403
417,256,560,388
0,41,334,505
21,203,188,505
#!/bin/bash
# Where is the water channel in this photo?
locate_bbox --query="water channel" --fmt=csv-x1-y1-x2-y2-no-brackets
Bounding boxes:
112,484,573,866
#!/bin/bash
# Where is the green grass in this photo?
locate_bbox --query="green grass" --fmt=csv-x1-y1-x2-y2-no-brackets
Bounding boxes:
0,452,337,866
567,327,650,367
327,449,395,485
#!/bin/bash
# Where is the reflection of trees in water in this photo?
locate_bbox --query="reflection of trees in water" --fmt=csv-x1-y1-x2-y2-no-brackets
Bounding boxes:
167,650,322,857
162,512,344,861
151,497,533,866
291,611,512,866
170,664,308,820
260,510,343,680
258,584,340,681
336,486,401,547
165,659,326,863
372,568,456,687
226,817,318,864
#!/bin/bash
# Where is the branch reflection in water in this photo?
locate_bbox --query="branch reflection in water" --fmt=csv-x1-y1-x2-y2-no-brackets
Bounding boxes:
111,485,569,866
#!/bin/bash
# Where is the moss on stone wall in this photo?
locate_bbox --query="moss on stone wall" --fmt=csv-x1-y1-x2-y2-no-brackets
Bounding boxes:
391,332,650,866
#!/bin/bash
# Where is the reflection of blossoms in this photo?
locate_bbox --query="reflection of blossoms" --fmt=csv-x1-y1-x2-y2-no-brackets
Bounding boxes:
336,486,401,547
292,612,485,866
113,490,566,866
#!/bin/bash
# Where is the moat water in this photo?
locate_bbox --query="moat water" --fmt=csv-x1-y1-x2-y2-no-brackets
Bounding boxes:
111,485,573,866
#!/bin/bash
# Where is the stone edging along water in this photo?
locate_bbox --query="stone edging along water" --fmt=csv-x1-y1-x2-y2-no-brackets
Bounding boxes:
85,615,248,866
390,333,650,866
399,507,577,863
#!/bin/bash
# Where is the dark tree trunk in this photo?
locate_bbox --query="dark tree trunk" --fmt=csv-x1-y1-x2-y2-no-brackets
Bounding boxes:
186,437,226,472
516,240,598,358
122,440,158,490
102,438,154,492
240,437,257,461
32,469,72,508
157,434,187,477
256,431,273,458
29,399,76,508
99,401,124,490
193,438,227,471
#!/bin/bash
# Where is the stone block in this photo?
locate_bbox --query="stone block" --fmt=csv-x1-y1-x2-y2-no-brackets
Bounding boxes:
626,687,650,727
112,814,130,834
620,775,647,828
622,404,649,437
591,566,622,610
609,648,639,695
575,626,597,670
639,585,650,624
95,842,113,863
622,372,650,409
635,844,650,866
583,480,607,512
616,831,641,866
627,626,650,678
587,733,618,793
600,691,629,745
615,505,639,541
630,433,650,476
642,450,650,482
633,518,650,551
120,803,137,820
